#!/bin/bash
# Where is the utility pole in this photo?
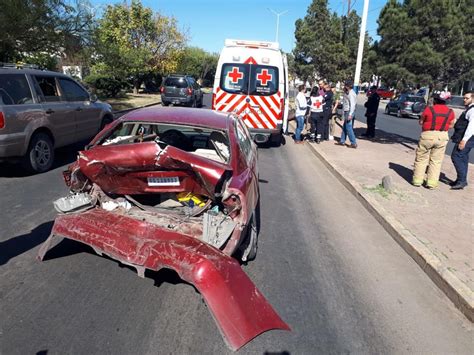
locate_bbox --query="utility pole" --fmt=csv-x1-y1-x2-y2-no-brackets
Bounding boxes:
353,0,369,93
347,0,351,16
268,8,288,43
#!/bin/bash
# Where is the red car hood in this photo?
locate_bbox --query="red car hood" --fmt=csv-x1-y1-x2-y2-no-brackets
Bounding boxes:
38,209,289,350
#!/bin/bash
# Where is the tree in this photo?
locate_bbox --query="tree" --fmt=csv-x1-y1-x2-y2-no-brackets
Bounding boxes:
0,0,95,67
293,0,369,84
375,0,473,90
92,0,187,94
175,47,219,86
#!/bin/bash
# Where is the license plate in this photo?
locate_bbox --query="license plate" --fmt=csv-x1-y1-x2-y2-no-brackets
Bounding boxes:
173,100,180,104
147,177,180,186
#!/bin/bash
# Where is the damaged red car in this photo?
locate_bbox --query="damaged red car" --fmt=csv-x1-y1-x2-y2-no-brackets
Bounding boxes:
38,107,289,350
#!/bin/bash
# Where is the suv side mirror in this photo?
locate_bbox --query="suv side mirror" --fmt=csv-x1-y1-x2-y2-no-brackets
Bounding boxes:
90,93,98,103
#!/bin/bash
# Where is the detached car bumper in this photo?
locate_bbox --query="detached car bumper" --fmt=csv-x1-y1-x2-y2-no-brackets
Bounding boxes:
38,208,289,350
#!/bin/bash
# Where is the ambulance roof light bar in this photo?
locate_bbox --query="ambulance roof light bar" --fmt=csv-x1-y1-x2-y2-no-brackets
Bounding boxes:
225,39,280,51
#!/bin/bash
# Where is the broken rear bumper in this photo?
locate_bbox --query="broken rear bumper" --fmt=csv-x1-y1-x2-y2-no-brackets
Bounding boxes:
38,209,289,350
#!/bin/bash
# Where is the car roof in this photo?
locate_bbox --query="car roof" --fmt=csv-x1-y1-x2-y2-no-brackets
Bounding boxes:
121,107,232,130
0,66,71,78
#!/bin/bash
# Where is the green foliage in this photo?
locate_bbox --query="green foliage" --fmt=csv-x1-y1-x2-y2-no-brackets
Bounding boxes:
83,73,129,98
0,0,95,64
175,47,219,86
376,0,472,90
292,1,369,84
92,0,187,93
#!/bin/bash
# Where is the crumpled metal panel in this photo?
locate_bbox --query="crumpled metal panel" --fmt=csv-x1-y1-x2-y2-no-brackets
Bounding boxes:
38,209,290,350
75,142,230,199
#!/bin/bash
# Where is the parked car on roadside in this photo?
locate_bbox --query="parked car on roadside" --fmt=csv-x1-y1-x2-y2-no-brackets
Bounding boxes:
367,87,395,99
160,74,203,107
384,94,426,118
0,66,113,173
37,107,289,350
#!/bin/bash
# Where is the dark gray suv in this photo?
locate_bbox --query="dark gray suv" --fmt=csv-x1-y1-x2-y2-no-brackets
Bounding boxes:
160,75,203,107
0,66,113,173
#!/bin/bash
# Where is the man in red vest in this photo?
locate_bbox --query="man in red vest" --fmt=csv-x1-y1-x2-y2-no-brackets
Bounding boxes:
412,90,455,189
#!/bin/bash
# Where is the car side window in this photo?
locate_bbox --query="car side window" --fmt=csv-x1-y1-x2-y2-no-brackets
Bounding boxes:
235,119,253,161
58,78,89,102
0,74,33,105
34,76,61,102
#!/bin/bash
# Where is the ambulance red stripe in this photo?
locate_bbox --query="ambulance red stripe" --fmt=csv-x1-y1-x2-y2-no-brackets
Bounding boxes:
250,96,276,128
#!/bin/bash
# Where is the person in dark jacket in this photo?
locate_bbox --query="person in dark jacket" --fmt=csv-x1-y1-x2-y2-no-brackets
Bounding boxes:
321,82,334,141
363,86,380,138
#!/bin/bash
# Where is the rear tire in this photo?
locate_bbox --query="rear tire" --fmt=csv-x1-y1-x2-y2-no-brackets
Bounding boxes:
22,133,54,173
385,106,389,115
162,101,170,107
240,198,260,262
270,133,282,147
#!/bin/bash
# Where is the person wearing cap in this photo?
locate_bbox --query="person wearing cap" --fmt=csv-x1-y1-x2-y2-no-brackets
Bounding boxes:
321,82,334,141
363,86,381,138
412,90,455,189
335,80,357,148
450,90,473,190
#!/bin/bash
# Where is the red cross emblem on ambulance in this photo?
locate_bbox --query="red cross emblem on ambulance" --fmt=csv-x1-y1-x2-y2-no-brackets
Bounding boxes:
257,69,272,86
228,67,243,83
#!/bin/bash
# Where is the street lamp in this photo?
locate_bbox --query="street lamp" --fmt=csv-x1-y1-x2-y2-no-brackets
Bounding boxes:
268,8,288,43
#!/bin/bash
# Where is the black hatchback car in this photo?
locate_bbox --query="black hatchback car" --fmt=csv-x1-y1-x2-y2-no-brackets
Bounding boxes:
160,75,203,107
385,94,426,118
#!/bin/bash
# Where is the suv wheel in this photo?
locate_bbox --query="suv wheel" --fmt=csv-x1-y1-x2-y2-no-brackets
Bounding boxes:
162,101,170,107
385,106,389,115
23,133,54,173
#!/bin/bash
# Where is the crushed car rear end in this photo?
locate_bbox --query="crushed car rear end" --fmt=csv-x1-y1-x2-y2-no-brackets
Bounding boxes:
38,108,289,350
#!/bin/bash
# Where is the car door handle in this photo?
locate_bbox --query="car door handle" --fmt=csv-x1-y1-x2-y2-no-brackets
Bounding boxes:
45,109,55,114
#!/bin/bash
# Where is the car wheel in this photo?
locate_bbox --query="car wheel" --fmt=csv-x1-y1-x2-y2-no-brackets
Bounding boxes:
99,116,113,132
240,199,260,262
162,101,170,107
22,132,54,173
385,105,389,115
191,97,197,108
270,133,282,147
197,96,203,108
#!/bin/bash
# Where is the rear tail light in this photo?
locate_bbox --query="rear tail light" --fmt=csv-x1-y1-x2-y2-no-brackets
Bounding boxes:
160,87,165,93
0,112,4,129
212,93,216,110
186,88,193,96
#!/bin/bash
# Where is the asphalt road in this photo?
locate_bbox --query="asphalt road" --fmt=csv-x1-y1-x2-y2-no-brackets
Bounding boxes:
1,96,472,354
354,98,474,163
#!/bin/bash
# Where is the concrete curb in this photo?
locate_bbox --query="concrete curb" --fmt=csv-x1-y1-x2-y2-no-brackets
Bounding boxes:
302,138,473,322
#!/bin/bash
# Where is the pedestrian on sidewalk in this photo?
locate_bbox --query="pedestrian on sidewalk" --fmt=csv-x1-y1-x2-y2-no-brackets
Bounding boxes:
318,80,326,96
412,91,455,189
322,82,334,141
294,84,308,144
363,85,380,138
309,87,324,143
329,83,342,141
335,80,357,148
450,90,473,190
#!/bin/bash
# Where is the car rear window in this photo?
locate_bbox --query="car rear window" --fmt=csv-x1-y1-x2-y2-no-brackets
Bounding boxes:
407,96,425,102
0,73,33,105
220,64,279,96
164,77,189,88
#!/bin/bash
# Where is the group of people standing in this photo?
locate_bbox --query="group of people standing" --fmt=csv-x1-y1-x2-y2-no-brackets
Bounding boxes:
294,80,359,147
413,90,473,190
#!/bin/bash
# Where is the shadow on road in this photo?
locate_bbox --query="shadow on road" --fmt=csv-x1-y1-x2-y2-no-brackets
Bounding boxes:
0,140,87,178
388,162,453,186
353,126,418,150
0,221,53,265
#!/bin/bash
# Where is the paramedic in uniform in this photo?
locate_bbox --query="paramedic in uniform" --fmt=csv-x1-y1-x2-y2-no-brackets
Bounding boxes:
309,87,324,143
412,91,455,189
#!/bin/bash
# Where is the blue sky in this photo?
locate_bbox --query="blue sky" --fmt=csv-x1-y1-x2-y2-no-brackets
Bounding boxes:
91,0,387,54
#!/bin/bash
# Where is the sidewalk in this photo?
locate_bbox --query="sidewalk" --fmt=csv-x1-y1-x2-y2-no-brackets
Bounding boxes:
290,119,473,321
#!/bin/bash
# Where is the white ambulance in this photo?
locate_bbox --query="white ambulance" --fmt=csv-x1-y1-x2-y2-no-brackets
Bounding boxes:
212,39,289,145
